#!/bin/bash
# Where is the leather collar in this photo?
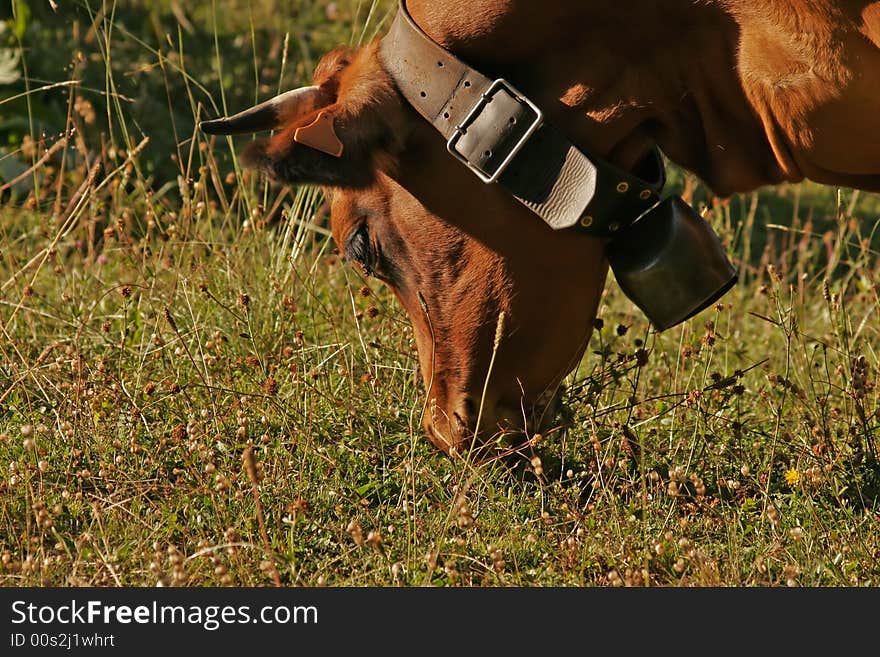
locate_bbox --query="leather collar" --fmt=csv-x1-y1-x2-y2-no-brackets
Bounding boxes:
378,1,666,237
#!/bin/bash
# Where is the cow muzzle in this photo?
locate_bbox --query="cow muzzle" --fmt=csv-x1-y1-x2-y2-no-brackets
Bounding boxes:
605,195,738,331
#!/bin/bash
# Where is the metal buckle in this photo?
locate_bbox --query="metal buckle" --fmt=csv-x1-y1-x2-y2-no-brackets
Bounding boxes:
446,78,543,184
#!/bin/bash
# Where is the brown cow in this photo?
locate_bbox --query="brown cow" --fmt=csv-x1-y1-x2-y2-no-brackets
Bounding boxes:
202,0,880,454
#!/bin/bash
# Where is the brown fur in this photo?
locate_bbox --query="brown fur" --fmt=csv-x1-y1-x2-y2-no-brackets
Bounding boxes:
235,1,880,453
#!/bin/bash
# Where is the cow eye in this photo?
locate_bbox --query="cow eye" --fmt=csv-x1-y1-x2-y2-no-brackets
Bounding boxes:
344,222,376,277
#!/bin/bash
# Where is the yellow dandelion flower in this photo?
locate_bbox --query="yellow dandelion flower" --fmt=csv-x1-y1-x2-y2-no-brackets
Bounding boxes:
784,468,800,486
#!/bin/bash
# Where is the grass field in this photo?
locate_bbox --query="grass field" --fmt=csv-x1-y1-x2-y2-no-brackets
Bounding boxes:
1,1,879,587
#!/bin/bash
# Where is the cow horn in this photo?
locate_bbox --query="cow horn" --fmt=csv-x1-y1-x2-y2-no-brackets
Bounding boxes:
199,85,323,135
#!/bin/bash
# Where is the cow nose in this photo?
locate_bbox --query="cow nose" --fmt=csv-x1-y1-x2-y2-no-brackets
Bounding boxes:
454,396,478,433
454,395,519,441
423,396,475,454
425,395,529,455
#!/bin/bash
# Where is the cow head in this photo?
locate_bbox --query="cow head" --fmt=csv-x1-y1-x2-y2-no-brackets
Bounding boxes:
201,43,609,455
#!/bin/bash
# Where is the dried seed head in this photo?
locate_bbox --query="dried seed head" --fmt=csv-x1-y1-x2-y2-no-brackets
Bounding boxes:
456,503,474,529
530,456,544,477
607,570,623,586
366,530,383,550
287,498,310,517
346,519,364,545
262,377,278,396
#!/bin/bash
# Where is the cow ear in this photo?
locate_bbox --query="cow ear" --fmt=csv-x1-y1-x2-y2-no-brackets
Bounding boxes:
237,97,397,189
292,110,344,158
241,87,405,188
202,44,405,190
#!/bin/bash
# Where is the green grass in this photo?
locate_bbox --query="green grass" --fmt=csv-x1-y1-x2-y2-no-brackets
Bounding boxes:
1,0,878,587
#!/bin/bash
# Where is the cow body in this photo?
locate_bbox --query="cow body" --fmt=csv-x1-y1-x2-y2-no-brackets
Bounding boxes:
410,0,880,194
202,1,880,453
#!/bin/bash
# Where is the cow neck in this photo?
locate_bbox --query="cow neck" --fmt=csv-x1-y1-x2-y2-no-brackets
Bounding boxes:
378,1,666,237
